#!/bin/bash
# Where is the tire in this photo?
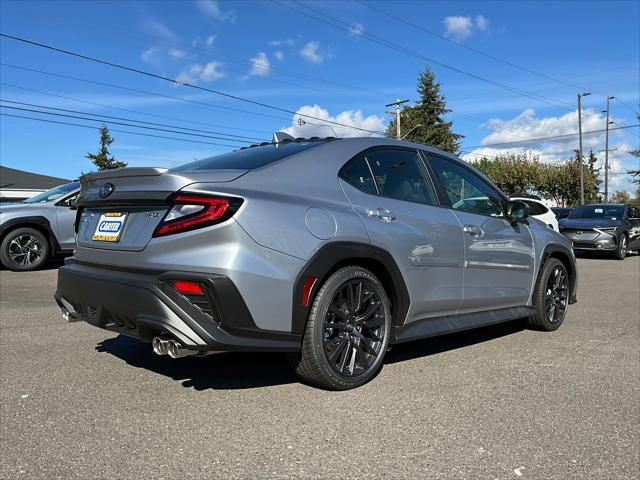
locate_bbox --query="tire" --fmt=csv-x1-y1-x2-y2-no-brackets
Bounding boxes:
288,266,392,390
613,234,628,260
527,258,569,331
0,227,50,272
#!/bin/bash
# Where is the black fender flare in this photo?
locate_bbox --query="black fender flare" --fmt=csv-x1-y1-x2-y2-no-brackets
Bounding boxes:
535,243,578,304
0,216,62,254
291,242,410,335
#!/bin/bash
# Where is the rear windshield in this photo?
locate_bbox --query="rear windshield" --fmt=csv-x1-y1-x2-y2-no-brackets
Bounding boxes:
173,141,325,171
569,205,625,219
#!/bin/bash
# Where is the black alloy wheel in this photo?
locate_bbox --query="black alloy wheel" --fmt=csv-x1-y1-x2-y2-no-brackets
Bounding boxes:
322,278,386,377
0,227,50,272
544,263,569,324
289,266,391,390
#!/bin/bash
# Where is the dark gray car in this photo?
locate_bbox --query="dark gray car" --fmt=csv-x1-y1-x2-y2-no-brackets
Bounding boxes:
54,137,578,389
0,182,79,271
559,203,640,260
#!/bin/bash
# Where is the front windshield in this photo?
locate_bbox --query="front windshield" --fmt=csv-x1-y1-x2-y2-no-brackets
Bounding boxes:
569,204,625,219
23,182,79,203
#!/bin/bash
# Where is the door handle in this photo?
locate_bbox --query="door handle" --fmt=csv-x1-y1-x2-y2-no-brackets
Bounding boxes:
463,224,483,237
367,208,396,222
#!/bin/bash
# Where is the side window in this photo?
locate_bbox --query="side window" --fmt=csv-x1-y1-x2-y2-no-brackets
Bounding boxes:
365,149,438,205
428,156,505,217
629,206,639,219
339,156,377,195
58,193,78,208
525,201,547,216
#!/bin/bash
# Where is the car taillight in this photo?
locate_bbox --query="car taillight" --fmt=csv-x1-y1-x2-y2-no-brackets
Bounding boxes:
153,193,242,237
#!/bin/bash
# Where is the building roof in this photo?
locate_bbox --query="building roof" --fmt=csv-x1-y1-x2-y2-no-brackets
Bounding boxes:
0,166,71,191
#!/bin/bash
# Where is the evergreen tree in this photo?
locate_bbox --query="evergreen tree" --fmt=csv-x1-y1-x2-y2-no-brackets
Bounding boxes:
386,67,463,153
86,125,127,170
586,149,602,203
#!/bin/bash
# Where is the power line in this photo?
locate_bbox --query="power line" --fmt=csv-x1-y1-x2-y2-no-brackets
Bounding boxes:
6,4,395,103
275,0,576,111
355,0,601,95
0,33,386,135
464,123,639,149
0,104,252,144
0,99,264,142
0,113,243,148
0,81,273,136
0,62,289,123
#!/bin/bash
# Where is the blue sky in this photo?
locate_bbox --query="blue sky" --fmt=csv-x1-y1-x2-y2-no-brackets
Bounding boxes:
1,0,639,193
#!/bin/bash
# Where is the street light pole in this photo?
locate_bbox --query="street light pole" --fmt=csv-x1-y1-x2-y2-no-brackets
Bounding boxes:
385,99,410,139
577,92,590,205
603,96,614,202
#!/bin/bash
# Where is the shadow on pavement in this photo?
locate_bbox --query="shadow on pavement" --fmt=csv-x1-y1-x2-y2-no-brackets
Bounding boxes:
96,319,528,390
96,335,298,390
385,318,527,364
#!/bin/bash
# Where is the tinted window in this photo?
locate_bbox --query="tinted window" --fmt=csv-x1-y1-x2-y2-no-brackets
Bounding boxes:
340,156,377,195
569,205,625,219
24,182,79,203
523,200,548,216
365,149,437,205
629,206,639,218
429,156,505,217
173,141,325,171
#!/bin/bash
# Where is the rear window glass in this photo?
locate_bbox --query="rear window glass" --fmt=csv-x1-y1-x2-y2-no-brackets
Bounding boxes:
173,141,325,171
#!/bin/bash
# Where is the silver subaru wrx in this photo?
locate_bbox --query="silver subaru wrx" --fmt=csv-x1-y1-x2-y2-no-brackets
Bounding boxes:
55,136,577,390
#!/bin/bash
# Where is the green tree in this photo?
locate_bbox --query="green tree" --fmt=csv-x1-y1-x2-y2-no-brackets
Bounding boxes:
472,151,542,195
86,125,127,170
610,190,632,203
585,150,602,203
628,147,639,185
386,67,463,153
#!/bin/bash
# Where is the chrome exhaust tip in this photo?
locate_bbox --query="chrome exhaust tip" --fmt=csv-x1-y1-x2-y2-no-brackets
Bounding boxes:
167,340,196,359
152,337,169,356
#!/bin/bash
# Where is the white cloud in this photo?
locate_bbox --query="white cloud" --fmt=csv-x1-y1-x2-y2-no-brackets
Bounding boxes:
443,14,490,41
141,47,162,63
300,41,325,64
167,48,186,60
349,22,365,37
142,18,180,42
206,35,216,46
274,51,284,61
268,38,296,46
462,108,638,193
281,105,384,138
141,46,187,64
196,0,236,22
475,15,489,31
249,52,271,77
176,62,226,84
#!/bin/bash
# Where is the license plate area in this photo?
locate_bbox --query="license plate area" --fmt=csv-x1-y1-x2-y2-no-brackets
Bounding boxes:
92,212,127,242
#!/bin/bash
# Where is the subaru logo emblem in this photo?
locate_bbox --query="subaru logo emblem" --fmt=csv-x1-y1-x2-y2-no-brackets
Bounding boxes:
98,183,114,198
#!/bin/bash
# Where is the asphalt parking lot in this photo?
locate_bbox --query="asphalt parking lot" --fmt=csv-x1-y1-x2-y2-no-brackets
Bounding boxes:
0,255,638,479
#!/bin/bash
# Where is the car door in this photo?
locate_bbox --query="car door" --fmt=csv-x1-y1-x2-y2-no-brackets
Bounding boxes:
55,192,79,250
627,206,640,250
339,147,464,324
426,154,535,313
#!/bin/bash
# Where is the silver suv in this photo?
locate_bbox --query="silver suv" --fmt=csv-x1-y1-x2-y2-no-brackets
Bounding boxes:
0,182,79,271
55,137,577,390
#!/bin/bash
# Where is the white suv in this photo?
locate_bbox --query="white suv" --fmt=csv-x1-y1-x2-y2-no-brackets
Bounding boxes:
511,196,559,232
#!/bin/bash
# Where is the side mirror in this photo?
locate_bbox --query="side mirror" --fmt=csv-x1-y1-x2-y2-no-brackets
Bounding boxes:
508,200,529,223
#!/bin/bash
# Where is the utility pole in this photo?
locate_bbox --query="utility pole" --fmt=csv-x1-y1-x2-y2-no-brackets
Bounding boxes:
603,96,614,202
385,99,410,139
577,92,591,205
